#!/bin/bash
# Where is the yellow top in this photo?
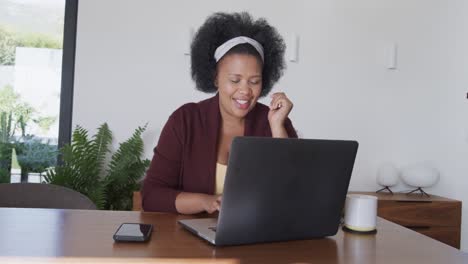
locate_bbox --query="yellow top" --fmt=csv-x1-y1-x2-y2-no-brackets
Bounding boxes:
215,162,227,195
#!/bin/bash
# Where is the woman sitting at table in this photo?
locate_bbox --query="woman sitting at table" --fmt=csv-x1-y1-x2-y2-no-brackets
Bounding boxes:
142,12,298,214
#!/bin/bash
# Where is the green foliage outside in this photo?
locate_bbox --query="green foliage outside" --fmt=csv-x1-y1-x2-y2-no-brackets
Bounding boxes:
16,32,62,49
0,112,13,143
0,168,8,183
35,116,57,134
0,23,62,183
0,85,57,182
16,137,57,175
0,26,16,65
0,25,62,65
0,85,35,141
45,123,150,211
0,142,14,183
0,85,56,142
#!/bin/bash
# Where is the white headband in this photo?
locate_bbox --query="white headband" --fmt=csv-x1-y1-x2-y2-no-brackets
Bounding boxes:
214,36,264,62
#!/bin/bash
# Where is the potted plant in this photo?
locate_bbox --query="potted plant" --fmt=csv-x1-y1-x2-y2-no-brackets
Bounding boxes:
45,123,150,210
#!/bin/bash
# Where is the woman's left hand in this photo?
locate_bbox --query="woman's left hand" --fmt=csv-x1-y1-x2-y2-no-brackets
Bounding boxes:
268,92,293,129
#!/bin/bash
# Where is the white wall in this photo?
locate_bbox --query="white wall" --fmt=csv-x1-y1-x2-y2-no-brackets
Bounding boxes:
445,0,468,253
74,0,467,251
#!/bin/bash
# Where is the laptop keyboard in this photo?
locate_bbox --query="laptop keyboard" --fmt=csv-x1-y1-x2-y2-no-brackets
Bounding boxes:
209,227,217,232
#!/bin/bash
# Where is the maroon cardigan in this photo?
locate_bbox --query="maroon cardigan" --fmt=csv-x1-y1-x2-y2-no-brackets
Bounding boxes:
142,94,298,212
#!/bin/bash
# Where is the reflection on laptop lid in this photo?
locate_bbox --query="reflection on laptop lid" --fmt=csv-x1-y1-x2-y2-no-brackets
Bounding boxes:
178,137,359,246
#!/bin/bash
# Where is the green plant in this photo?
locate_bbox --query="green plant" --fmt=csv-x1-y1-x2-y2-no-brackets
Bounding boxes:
0,85,56,139
45,123,150,210
0,112,13,143
0,25,63,65
16,32,62,50
0,142,14,183
16,137,57,174
0,85,17,142
35,116,57,134
0,26,16,65
0,167,9,183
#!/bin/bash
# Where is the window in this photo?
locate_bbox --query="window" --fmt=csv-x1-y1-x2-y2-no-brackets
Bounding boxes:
0,0,77,183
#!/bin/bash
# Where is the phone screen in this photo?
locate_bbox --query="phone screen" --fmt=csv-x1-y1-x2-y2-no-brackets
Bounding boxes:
115,223,152,239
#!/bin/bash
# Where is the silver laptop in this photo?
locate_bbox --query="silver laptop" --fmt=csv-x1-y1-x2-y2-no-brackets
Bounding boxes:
178,137,358,246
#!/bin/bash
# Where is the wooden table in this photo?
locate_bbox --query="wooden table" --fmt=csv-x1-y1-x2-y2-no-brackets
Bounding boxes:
0,208,466,264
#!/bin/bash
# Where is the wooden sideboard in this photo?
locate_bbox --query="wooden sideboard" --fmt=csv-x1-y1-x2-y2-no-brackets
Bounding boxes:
352,192,462,249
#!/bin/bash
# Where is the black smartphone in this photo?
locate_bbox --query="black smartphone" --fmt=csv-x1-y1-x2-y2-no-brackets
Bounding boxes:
113,223,153,242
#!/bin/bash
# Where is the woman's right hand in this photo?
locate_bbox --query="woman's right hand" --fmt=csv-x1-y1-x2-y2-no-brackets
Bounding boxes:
201,194,222,214
175,192,222,214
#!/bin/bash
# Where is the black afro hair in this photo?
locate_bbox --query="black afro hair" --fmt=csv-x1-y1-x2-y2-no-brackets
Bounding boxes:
190,12,286,97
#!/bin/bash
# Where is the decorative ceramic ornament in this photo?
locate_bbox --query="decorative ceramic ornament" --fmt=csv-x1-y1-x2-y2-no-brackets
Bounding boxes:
400,163,440,197
376,163,400,194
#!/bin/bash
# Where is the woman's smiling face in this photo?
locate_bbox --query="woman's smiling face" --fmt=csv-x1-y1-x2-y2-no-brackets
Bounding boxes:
215,53,263,120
